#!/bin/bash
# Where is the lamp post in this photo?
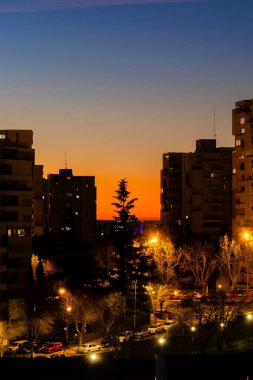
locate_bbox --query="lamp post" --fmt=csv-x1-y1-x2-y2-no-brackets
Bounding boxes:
66,305,72,341
58,287,72,341
245,313,253,343
145,284,156,324
243,232,252,292
133,280,137,331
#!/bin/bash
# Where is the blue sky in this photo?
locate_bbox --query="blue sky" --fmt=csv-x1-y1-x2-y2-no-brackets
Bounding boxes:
0,0,252,219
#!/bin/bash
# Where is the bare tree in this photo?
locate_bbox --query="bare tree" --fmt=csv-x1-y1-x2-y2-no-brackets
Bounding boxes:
180,241,217,292
239,236,253,292
59,290,101,347
99,291,124,336
144,236,181,286
177,293,247,353
219,235,244,292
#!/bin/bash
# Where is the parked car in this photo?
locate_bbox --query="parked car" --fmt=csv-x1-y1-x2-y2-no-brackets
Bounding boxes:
8,340,29,351
148,324,166,334
77,343,102,353
163,320,176,330
100,338,115,349
50,353,68,358
33,340,50,353
133,329,151,340
16,341,32,354
118,331,133,343
42,342,64,354
3,349,17,357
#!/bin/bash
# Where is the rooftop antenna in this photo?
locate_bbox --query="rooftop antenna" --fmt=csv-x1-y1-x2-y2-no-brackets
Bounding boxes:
213,104,216,140
65,147,67,169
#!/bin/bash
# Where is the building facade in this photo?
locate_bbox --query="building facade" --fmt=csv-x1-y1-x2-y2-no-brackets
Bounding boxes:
46,169,96,244
161,139,233,242
0,130,34,322
232,99,253,241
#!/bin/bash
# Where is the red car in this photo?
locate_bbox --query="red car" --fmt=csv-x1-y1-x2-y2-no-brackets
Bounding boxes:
42,342,64,354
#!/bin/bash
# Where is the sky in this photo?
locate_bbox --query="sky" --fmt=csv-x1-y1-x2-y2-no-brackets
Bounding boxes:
0,0,253,220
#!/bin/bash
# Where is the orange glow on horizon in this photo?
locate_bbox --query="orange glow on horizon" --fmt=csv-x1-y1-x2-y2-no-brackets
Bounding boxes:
42,165,161,221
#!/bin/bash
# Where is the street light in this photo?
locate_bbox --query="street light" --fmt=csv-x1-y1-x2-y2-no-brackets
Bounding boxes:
245,313,253,342
66,305,72,341
133,280,137,331
58,287,72,341
243,232,252,292
145,284,156,324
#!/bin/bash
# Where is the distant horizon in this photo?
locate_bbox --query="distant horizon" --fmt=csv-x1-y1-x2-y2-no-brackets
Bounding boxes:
97,217,160,221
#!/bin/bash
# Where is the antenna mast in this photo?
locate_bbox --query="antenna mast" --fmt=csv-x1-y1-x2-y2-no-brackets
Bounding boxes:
65,147,67,169
213,105,216,140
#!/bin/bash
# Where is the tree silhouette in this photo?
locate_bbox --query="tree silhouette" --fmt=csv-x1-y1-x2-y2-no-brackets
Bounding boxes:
110,178,150,291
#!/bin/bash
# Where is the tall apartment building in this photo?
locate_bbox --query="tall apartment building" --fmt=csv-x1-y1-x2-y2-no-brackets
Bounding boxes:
46,169,96,244
232,99,253,241
161,139,233,241
0,130,34,322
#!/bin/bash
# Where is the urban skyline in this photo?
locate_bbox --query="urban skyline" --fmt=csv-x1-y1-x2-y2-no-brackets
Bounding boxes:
0,0,252,219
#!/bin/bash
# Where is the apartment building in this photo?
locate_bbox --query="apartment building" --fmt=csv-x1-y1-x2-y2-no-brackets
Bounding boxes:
232,99,253,242
161,139,233,242
0,130,34,322
46,168,96,244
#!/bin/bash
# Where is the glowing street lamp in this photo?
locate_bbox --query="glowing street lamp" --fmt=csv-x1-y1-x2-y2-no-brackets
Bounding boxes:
58,287,72,341
245,313,253,342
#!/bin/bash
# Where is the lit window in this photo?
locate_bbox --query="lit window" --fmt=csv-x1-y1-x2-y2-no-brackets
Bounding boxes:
8,229,12,236
233,168,236,174
17,229,25,236
240,117,245,124
76,195,80,199
0,134,6,139
75,211,79,215
240,127,245,134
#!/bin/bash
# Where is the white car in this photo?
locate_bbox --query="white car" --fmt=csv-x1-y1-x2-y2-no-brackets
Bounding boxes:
118,331,133,343
77,343,101,353
163,320,176,330
8,340,29,351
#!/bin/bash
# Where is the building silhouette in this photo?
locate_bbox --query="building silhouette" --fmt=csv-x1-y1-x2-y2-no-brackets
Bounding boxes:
161,139,233,242
46,168,96,245
0,130,34,321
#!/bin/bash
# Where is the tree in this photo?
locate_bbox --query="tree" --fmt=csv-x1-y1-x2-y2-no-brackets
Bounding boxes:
112,177,138,223
177,293,248,354
99,291,124,337
144,236,181,286
180,240,217,292
110,178,150,290
219,235,244,292
60,290,101,347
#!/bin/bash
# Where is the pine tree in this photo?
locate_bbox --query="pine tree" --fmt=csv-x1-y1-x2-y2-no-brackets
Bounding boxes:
110,178,150,291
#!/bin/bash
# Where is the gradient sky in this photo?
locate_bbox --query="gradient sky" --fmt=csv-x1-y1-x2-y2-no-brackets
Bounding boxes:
0,0,252,220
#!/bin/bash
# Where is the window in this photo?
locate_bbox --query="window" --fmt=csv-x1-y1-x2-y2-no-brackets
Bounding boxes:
240,127,245,134
240,117,245,124
236,139,244,146
0,134,5,139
